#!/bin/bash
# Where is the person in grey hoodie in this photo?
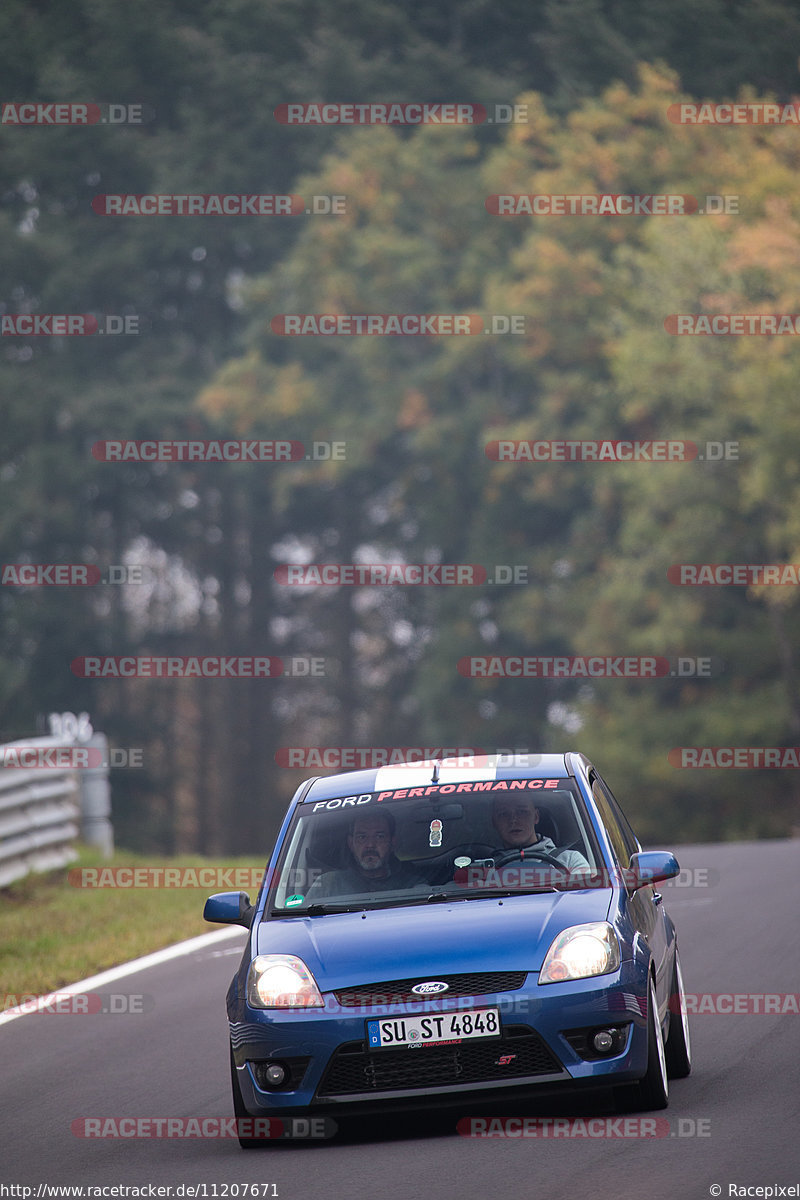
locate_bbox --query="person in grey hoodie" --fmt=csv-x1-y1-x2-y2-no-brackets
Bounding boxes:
490,795,591,876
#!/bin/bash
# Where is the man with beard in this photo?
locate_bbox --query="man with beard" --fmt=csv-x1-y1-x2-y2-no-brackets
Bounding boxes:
305,809,426,900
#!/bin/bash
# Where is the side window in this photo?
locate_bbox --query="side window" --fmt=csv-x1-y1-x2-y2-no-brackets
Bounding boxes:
600,776,641,860
590,774,639,868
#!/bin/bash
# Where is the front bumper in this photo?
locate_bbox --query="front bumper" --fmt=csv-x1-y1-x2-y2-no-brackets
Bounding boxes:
228,958,651,1118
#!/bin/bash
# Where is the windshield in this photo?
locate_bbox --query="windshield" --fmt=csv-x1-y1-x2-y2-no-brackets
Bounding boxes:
268,778,605,915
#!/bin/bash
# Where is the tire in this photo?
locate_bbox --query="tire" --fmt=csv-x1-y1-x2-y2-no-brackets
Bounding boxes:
665,948,692,1079
615,976,669,1112
230,1047,271,1149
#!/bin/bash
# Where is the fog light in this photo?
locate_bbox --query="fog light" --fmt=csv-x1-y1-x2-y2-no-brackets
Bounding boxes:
264,1062,287,1086
592,1029,615,1053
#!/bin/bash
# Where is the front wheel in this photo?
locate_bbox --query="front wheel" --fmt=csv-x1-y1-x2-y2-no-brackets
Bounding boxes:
665,948,692,1078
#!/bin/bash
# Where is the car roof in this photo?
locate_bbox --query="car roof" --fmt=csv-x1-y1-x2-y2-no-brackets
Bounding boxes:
300,753,573,804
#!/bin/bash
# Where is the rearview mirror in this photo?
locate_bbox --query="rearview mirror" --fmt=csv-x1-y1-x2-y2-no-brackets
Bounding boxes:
412,802,464,821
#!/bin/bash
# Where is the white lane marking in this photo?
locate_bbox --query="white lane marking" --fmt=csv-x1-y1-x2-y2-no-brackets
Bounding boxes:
0,924,245,1028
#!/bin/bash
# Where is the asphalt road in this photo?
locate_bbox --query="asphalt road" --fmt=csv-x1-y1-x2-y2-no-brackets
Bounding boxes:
2,840,799,1200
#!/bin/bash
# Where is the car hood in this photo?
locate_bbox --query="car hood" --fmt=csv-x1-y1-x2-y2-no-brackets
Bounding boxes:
256,890,613,990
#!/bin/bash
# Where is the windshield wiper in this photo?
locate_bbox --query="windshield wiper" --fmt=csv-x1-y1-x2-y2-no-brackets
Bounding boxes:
269,902,362,916
273,897,420,917
272,886,558,918
304,903,359,915
426,886,557,903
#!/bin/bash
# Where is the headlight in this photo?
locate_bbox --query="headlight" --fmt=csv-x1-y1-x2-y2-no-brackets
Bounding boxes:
539,922,620,984
246,954,324,1008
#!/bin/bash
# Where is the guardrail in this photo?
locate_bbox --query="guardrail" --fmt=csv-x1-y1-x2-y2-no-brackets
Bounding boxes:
0,734,112,887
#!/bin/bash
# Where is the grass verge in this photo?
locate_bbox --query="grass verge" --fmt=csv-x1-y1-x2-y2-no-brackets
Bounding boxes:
0,846,260,997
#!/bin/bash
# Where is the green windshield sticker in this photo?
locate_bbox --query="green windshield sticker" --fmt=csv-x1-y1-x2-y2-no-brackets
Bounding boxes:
285,894,305,907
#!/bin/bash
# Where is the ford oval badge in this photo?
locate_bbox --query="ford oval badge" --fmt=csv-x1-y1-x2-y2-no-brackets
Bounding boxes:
411,981,450,995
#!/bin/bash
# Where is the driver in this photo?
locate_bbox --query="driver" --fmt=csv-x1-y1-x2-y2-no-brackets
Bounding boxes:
304,809,426,900
490,796,591,876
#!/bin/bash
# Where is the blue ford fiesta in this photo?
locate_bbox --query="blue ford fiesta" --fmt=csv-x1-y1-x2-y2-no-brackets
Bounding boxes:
204,753,691,1146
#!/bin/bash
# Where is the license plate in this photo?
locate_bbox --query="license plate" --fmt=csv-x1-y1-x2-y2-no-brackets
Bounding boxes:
366,1007,501,1050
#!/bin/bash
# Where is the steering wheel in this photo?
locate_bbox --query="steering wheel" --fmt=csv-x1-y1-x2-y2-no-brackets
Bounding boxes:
492,845,569,872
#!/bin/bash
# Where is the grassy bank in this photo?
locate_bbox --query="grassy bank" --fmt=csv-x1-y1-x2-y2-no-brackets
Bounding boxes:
0,847,261,997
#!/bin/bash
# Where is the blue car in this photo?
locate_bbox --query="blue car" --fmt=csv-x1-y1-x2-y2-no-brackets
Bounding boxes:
204,753,691,1146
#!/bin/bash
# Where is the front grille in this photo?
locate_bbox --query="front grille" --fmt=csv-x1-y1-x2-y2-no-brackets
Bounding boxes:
316,1025,562,1098
333,971,527,1007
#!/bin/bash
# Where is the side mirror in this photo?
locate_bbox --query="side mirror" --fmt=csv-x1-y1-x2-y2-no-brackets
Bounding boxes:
203,890,256,928
628,851,680,890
